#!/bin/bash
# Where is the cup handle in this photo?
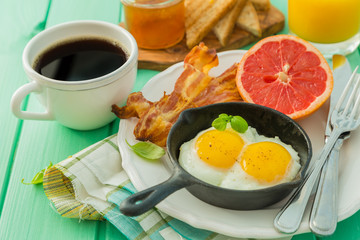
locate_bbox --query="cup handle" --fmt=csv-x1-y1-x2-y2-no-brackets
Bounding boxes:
11,81,54,120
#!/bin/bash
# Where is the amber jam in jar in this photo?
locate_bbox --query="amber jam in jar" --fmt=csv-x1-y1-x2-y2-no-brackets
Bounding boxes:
121,0,185,49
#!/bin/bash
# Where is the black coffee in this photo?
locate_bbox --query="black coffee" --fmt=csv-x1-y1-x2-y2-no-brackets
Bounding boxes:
34,37,128,81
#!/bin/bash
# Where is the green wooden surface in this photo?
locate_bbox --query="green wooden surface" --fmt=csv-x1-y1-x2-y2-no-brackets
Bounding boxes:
0,0,359,239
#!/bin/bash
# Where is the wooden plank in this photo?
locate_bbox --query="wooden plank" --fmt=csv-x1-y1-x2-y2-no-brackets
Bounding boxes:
46,0,122,27
0,0,50,216
0,0,126,239
0,116,118,240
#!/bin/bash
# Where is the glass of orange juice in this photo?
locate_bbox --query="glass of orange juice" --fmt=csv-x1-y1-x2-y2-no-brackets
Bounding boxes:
121,0,185,50
288,0,360,58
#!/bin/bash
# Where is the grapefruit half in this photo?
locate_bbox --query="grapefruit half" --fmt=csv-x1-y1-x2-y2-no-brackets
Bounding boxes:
236,35,333,119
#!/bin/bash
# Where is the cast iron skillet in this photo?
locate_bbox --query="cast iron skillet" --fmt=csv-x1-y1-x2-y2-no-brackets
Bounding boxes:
120,102,312,216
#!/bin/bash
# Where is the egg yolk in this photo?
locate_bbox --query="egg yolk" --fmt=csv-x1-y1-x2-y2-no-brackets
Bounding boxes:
195,129,244,168
240,141,291,183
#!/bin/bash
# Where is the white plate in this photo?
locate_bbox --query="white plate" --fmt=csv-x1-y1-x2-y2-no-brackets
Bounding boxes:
118,50,360,239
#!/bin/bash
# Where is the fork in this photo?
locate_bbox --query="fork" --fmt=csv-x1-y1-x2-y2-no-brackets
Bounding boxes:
274,66,360,234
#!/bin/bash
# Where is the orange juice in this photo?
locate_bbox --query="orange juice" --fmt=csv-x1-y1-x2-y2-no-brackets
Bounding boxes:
288,0,360,43
122,0,185,49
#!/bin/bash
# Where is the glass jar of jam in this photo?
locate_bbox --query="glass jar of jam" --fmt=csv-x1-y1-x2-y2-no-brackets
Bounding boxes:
121,0,185,50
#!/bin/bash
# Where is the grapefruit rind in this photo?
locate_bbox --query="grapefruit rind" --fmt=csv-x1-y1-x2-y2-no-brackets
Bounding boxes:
236,35,333,120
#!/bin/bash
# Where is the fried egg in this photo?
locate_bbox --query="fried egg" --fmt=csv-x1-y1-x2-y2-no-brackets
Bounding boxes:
178,125,301,190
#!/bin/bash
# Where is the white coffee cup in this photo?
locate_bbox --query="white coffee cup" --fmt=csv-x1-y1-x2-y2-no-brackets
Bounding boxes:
11,20,138,130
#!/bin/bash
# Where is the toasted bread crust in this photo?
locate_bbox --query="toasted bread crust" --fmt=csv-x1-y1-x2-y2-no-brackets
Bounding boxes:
250,0,270,11
213,0,247,46
236,1,262,37
185,0,237,49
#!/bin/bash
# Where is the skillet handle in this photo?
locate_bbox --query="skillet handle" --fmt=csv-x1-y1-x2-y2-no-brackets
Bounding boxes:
120,169,193,216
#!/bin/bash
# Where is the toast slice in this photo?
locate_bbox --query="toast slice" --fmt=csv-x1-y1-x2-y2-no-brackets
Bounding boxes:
250,0,270,11
185,0,237,48
213,0,247,46
236,1,262,37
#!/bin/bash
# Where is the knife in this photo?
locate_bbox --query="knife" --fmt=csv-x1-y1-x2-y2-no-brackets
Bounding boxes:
309,55,353,236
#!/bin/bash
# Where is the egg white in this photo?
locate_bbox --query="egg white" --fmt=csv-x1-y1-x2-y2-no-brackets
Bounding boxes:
179,126,250,186
220,134,301,190
178,125,301,190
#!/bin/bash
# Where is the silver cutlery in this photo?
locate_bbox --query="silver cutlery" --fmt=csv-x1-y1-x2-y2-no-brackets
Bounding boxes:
309,133,348,236
309,55,353,236
274,65,360,234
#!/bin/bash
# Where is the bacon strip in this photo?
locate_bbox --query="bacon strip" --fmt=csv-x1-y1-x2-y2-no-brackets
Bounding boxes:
112,43,242,146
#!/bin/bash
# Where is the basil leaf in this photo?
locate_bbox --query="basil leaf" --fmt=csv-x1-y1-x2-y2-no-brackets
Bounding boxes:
218,113,231,121
230,116,248,133
212,113,248,133
126,140,165,160
21,162,53,185
212,118,227,131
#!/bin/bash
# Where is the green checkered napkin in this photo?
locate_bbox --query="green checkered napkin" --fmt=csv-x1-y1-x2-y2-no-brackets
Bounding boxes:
43,134,291,240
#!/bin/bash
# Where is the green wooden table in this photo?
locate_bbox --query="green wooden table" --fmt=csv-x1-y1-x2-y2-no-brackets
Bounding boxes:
0,0,359,239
